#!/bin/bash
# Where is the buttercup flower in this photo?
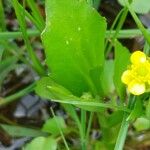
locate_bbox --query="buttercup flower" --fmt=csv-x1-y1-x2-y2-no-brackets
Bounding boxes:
121,51,150,95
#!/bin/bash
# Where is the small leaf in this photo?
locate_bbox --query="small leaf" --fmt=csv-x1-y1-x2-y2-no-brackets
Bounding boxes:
114,41,130,100
24,137,57,150
0,124,47,137
35,77,76,100
133,117,150,131
107,111,124,127
42,116,66,136
127,97,143,121
118,0,150,14
100,60,115,96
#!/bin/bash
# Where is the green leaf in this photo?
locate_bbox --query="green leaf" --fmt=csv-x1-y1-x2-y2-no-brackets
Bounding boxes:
100,60,115,96
35,77,128,112
24,137,57,150
0,124,47,137
146,98,150,119
118,0,150,14
42,116,66,135
35,77,76,100
127,97,143,121
107,111,124,127
0,45,4,61
42,0,106,96
114,41,130,100
133,117,150,131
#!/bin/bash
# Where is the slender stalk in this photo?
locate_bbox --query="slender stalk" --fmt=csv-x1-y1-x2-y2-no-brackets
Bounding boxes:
50,107,70,150
0,30,40,39
1,29,150,39
105,7,128,56
51,99,130,112
86,112,93,143
26,0,45,30
13,0,45,76
105,8,124,50
0,0,6,31
81,109,86,150
126,1,150,46
0,82,36,107
114,96,136,150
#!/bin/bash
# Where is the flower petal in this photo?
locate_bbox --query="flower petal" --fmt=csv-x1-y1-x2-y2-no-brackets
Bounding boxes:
121,70,132,84
130,51,146,64
128,80,145,95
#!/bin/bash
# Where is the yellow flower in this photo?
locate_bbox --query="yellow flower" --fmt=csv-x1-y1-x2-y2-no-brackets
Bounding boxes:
121,51,150,95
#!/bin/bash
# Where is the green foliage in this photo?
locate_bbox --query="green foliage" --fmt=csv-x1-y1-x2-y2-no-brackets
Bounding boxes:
42,0,106,96
0,124,47,137
146,98,150,119
100,60,115,96
42,116,66,135
133,117,150,131
35,77,76,100
1,0,150,149
114,41,130,100
127,97,143,121
24,137,57,150
118,0,150,14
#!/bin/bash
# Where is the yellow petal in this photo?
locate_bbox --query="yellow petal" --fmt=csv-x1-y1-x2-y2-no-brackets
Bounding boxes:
130,51,146,64
128,80,145,95
121,70,132,84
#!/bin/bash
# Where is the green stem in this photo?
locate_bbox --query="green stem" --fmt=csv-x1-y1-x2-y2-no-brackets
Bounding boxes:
0,0,6,31
0,30,39,39
81,109,87,150
105,7,128,56
13,0,45,76
114,95,136,150
26,0,45,30
1,29,150,39
0,82,36,107
105,8,125,50
126,1,150,46
51,99,131,112
50,108,70,150
86,112,93,142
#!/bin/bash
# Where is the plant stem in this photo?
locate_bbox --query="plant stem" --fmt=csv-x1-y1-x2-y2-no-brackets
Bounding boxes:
0,82,36,107
105,7,128,56
0,0,6,31
86,112,93,142
81,109,86,150
114,95,136,150
0,30,39,39
105,8,124,50
50,107,70,150
13,0,46,76
126,1,150,46
51,99,130,112
1,29,150,39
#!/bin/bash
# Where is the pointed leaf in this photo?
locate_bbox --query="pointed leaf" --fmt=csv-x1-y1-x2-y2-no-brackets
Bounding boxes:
24,137,57,150
114,41,130,100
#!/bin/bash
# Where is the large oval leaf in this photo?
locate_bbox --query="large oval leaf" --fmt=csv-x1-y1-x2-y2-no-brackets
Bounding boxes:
42,0,106,96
